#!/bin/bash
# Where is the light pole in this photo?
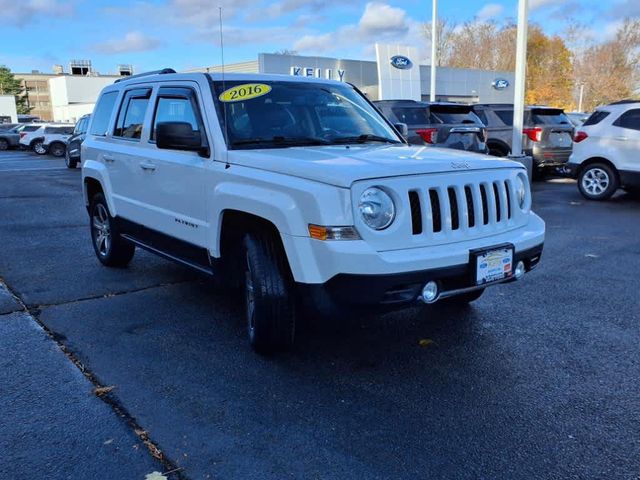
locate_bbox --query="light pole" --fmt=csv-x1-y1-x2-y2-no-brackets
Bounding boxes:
511,0,528,159
430,0,437,102
578,83,585,112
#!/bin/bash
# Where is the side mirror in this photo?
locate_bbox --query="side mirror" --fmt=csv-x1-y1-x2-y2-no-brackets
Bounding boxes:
156,122,205,153
394,122,409,138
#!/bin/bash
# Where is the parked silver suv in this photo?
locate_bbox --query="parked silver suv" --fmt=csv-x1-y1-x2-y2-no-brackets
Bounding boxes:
473,104,574,178
374,100,488,153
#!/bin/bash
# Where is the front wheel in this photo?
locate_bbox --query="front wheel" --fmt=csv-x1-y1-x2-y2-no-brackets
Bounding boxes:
0,139,8,151
90,193,135,267
65,149,78,169
32,140,47,155
578,163,618,201
243,231,296,354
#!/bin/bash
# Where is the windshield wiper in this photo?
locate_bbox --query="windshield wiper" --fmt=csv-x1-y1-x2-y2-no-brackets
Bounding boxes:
330,134,401,145
231,136,331,147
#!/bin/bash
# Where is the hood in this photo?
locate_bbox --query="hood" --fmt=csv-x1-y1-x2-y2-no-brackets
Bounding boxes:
226,145,523,188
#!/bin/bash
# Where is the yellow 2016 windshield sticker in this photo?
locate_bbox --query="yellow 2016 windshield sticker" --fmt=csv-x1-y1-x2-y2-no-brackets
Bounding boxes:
219,83,271,102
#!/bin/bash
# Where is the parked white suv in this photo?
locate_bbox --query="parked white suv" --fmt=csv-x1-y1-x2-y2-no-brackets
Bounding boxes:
566,100,640,200
39,124,75,157
82,70,545,353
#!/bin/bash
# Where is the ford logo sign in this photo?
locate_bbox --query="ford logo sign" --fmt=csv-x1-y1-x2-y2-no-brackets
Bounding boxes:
390,55,413,70
492,78,509,90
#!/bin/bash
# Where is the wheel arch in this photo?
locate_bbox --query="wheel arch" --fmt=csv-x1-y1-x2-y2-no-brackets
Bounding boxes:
486,139,511,157
578,157,620,181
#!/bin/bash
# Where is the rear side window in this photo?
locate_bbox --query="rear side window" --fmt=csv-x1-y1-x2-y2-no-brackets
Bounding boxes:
531,109,571,125
474,109,488,125
23,125,40,132
151,88,204,140
44,126,56,134
583,111,609,126
114,88,152,139
90,91,118,136
613,109,640,131
391,107,429,126
494,110,514,126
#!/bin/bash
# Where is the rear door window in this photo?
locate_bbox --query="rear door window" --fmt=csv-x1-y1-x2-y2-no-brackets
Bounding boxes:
114,88,152,140
612,109,640,131
531,108,571,125
390,107,429,126
90,91,118,136
494,110,514,126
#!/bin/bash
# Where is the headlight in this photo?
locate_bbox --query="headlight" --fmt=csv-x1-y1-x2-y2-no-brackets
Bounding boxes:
515,174,527,209
358,187,395,230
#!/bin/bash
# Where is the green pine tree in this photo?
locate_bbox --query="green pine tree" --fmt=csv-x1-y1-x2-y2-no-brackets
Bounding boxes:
0,65,33,115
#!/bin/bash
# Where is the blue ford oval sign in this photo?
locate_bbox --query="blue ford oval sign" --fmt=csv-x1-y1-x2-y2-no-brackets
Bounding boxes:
492,78,509,90
390,55,413,70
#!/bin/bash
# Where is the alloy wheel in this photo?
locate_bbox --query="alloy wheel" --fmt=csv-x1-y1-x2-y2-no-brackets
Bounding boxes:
582,167,610,196
33,142,46,155
92,204,111,257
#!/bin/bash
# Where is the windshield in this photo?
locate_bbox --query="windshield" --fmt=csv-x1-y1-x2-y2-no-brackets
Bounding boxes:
211,80,402,149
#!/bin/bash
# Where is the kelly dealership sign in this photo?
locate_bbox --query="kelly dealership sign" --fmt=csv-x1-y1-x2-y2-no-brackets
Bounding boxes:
290,66,346,81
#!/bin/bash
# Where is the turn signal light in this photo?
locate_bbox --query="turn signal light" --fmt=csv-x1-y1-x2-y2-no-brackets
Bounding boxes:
573,131,588,143
308,224,360,241
523,127,543,142
416,128,438,144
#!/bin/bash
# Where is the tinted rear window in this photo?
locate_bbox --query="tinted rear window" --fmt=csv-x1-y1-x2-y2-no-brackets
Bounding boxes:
494,110,514,126
531,109,571,125
390,107,429,126
429,106,480,125
582,111,609,126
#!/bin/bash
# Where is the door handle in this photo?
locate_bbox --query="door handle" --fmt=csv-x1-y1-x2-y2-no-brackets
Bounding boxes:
103,156,115,163
140,161,157,171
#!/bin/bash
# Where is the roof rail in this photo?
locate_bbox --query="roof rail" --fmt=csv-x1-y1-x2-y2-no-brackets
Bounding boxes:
114,68,176,83
607,99,640,105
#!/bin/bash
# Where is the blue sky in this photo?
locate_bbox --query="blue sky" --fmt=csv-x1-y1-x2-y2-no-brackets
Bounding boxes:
1,0,637,75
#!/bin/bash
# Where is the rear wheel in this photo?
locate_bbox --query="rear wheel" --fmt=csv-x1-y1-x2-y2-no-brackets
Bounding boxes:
243,231,296,354
49,142,66,158
0,139,8,151
32,140,47,155
578,163,618,201
90,193,135,267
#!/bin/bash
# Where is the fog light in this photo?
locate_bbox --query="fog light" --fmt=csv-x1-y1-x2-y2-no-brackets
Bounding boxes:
515,261,526,279
421,281,439,303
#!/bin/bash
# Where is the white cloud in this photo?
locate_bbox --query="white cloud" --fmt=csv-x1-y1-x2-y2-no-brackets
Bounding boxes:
93,32,162,54
294,2,412,55
476,3,504,22
0,0,72,26
530,0,566,10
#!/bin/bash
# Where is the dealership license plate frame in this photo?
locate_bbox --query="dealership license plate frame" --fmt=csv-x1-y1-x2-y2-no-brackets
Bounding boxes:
470,243,515,285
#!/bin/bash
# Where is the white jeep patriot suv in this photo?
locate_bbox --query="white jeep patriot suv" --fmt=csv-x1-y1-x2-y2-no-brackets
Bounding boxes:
82,69,545,353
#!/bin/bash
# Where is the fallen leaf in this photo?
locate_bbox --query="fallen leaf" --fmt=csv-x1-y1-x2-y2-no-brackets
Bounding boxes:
103,439,113,445
585,253,599,258
93,386,114,396
418,338,434,348
144,472,167,480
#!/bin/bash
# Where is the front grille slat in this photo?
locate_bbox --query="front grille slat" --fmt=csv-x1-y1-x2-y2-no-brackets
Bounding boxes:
405,173,521,237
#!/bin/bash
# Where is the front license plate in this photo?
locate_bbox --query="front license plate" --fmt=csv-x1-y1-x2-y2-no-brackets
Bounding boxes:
473,246,514,285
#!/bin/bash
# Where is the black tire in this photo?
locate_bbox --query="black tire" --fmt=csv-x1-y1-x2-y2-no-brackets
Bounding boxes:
243,231,296,354
65,149,78,169
439,288,485,306
0,139,8,151
32,139,47,155
531,167,546,182
577,163,619,201
89,193,135,267
49,142,66,158
488,144,508,157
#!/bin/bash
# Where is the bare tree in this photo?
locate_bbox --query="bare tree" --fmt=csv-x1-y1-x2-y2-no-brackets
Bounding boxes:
422,19,457,66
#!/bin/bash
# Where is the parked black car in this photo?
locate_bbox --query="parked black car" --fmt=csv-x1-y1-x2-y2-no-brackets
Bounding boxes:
65,114,90,168
374,100,488,153
472,104,574,178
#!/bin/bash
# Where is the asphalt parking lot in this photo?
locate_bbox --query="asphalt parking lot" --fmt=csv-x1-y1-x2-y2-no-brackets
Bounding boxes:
1,149,639,480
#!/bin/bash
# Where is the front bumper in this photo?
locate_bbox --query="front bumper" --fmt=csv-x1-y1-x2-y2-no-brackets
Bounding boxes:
301,243,543,313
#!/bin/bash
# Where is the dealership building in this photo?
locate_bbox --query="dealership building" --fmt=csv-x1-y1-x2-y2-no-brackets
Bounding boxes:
189,44,515,104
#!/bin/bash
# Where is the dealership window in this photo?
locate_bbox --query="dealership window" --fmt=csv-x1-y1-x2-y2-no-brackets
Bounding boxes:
90,91,118,136
613,109,640,131
114,88,152,139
